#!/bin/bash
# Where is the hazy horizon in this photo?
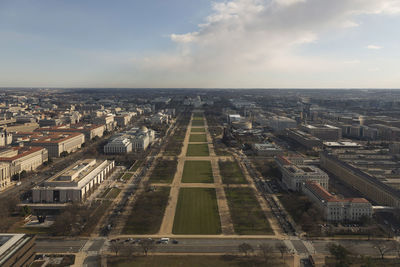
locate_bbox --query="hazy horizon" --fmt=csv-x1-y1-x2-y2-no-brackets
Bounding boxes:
1,0,400,88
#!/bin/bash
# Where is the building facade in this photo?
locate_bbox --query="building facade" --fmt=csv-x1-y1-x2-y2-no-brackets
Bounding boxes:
0,163,10,191
0,234,36,267
30,132,85,157
32,159,115,203
0,147,48,176
320,151,400,207
0,130,12,147
276,155,329,191
303,181,372,222
104,137,132,154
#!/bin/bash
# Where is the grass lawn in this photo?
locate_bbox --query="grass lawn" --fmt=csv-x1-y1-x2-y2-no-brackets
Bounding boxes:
108,255,286,267
189,134,207,142
121,173,133,181
182,161,214,183
186,144,209,156
225,188,273,235
14,226,52,235
123,187,170,234
130,159,143,171
191,128,205,132
173,188,221,234
82,200,112,236
30,261,46,267
193,116,204,121
219,161,247,184
106,188,121,199
99,187,112,198
193,112,203,117
164,129,186,156
149,160,178,184
192,120,205,127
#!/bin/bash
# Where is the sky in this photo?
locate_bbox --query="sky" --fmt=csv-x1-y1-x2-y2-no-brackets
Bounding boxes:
0,0,400,88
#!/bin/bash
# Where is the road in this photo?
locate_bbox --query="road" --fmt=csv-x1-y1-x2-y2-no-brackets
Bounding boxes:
34,237,398,258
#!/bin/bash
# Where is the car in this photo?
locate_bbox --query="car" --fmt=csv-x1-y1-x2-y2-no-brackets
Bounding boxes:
172,239,179,244
159,238,169,244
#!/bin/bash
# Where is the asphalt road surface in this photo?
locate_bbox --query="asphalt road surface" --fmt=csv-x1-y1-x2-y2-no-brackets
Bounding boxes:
34,237,398,257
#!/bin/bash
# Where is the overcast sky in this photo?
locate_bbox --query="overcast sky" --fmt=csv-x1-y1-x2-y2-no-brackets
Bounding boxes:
1,0,400,88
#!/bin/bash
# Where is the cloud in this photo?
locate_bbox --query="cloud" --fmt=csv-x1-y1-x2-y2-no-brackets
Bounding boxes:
129,0,400,87
367,45,383,50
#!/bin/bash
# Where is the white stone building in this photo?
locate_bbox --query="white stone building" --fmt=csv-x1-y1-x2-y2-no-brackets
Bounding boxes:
0,130,12,147
0,162,10,191
0,147,48,176
30,132,85,157
32,159,115,203
276,155,329,191
104,137,132,154
303,181,372,222
268,116,297,132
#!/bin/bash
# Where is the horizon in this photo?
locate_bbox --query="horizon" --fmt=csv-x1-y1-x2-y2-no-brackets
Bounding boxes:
1,0,400,88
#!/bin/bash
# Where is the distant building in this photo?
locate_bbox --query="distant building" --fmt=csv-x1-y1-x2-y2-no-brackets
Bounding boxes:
301,124,342,141
227,114,241,124
0,163,10,191
104,126,154,154
126,126,154,151
35,124,105,142
93,115,116,131
0,147,48,176
268,116,297,132
389,143,400,154
276,155,329,191
115,114,131,127
320,151,400,208
0,130,12,147
30,132,84,157
32,159,115,203
285,129,322,149
0,233,36,267
253,143,284,156
323,141,361,149
39,118,62,127
370,124,400,141
104,137,132,154
303,181,372,222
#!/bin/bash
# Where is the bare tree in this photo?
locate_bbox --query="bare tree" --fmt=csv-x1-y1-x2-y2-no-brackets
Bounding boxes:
110,241,124,256
327,243,350,266
121,243,138,257
238,242,253,257
374,241,395,260
275,243,288,259
139,239,155,256
259,243,273,265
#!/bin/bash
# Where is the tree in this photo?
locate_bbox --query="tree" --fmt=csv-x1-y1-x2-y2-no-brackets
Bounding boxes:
259,243,273,264
327,243,350,267
238,242,253,257
20,170,27,178
275,243,288,259
373,241,395,260
139,239,155,256
110,241,123,256
121,243,138,257
21,205,31,217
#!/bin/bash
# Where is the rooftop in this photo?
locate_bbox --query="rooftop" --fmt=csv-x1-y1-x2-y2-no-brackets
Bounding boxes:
305,181,370,204
47,159,98,183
